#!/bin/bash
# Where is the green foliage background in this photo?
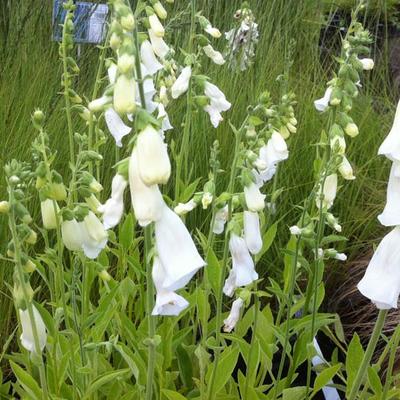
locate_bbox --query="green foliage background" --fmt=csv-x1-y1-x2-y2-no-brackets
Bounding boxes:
0,0,397,373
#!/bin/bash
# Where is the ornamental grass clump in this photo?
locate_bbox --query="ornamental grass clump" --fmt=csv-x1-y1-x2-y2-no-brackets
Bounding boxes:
2,1,400,399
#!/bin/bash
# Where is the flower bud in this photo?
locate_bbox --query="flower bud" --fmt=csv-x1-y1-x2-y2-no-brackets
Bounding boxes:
120,14,135,31
117,54,135,74
113,75,136,115
0,201,10,213
339,156,355,180
23,259,36,273
88,96,112,112
153,1,167,19
110,32,122,50
48,182,67,201
344,122,359,137
330,87,342,106
41,199,59,229
201,192,213,209
99,269,112,282
148,14,165,37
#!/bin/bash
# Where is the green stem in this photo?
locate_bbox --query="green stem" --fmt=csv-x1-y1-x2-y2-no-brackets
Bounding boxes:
348,309,388,400
382,323,400,398
8,187,49,400
207,120,246,400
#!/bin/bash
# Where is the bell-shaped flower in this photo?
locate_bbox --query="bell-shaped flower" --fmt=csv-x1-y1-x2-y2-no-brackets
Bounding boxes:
135,64,158,112
148,14,165,37
88,95,112,112
378,100,400,163
223,234,258,297
61,218,85,251
258,131,289,169
108,63,117,84
155,205,206,291
98,174,128,229
174,199,197,216
244,182,266,212
316,174,337,209
113,74,136,115
136,125,171,185
129,149,164,226
357,226,400,309
151,257,189,316
171,66,192,99
253,166,277,187
148,28,169,59
359,58,374,70
223,298,244,332
314,87,332,112
378,162,400,226
19,305,47,353
41,199,59,230
104,108,132,147
203,45,225,65
213,205,229,234
202,192,213,209
203,81,231,128
338,156,355,180
141,40,163,75
243,211,262,255
80,211,108,259
204,24,221,38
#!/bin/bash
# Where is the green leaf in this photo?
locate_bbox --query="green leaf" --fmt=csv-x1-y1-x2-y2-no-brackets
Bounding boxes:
181,177,201,202
84,369,131,398
206,346,240,393
162,389,187,400
248,115,264,126
282,386,307,400
255,222,277,262
10,361,42,400
312,363,342,395
120,213,134,250
176,344,193,389
205,247,221,296
367,366,382,395
346,333,364,396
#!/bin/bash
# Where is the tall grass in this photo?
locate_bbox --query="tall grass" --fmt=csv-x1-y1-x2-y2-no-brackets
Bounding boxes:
0,0,396,370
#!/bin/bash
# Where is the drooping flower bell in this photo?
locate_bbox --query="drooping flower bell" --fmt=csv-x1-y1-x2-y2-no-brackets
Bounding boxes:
113,74,136,115
98,174,128,229
80,211,108,259
40,199,59,230
104,108,132,147
171,66,192,99
243,211,262,255
314,87,333,112
148,28,169,59
213,205,229,234
244,182,266,212
129,149,164,226
19,305,47,353
203,44,225,65
316,173,337,210
223,234,258,297
378,100,400,163
223,298,244,332
136,125,171,185
174,199,197,216
358,226,400,309
358,58,374,70
378,162,400,227
141,39,163,75
151,257,189,316
61,218,85,251
155,205,206,291
203,81,231,128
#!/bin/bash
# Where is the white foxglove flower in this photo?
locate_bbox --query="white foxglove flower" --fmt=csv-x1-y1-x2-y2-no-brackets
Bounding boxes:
314,87,332,112
338,156,355,180
81,211,108,259
148,29,169,59
19,305,47,353
61,218,85,251
104,108,132,147
203,82,231,128
244,182,266,212
155,205,206,291
335,252,347,261
98,174,128,229
223,298,244,332
243,211,262,255
202,192,213,209
171,66,192,99
258,131,289,168
129,149,164,226
136,125,171,185
330,135,346,155
108,63,117,84
223,234,258,297
41,199,59,230
205,24,221,38
151,257,189,316
117,54,135,74
289,225,302,235
253,166,277,187
213,205,229,234
136,64,158,112
378,162,400,226
148,14,165,37
316,174,337,210
174,199,197,215
203,44,225,65
359,58,374,70
141,40,163,75
378,100,400,163
88,95,112,112
157,103,173,132
358,226,400,309
113,75,136,115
